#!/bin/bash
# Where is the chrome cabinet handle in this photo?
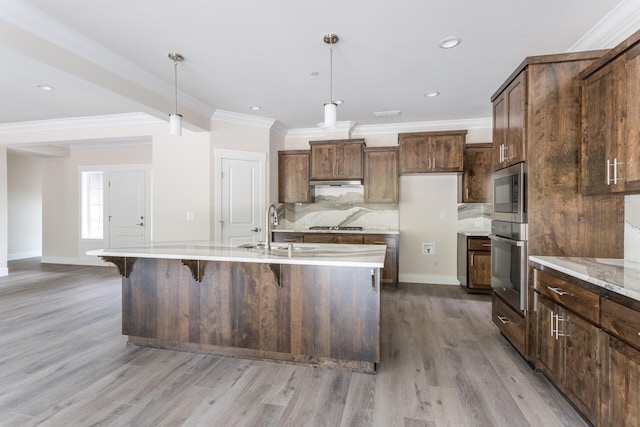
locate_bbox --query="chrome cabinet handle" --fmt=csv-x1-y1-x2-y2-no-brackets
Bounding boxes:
547,286,568,296
497,315,509,324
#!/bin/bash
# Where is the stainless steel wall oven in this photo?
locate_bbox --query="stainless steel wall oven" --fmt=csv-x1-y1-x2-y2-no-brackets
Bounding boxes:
490,161,528,313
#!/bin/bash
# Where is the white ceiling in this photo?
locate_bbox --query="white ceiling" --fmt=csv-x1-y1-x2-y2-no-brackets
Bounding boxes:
1,0,637,135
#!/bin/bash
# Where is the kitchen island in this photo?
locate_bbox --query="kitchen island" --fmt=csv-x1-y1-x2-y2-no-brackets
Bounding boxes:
89,241,386,372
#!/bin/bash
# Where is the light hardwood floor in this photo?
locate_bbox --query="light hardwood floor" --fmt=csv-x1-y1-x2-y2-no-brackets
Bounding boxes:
0,259,588,427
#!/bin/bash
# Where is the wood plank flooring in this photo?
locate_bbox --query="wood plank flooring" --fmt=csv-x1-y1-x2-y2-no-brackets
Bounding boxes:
0,259,588,426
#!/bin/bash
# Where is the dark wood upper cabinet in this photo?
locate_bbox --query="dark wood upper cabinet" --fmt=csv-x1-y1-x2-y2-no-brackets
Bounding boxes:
278,150,310,203
364,146,398,203
459,143,493,203
492,70,526,170
581,30,640,195
309,139,365,180
398,130,466,174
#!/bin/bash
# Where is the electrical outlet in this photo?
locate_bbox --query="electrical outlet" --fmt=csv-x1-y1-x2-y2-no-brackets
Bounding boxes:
422,243,435,255
186,211,195,221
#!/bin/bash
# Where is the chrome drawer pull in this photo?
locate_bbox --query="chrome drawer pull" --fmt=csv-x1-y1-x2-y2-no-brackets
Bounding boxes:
547,286,568,296
497,315,509,324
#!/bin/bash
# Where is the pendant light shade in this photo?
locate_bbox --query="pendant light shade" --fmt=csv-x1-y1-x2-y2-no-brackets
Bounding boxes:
168,52,184,137
169,113,182,137
323,34,339,128
324,102,337,128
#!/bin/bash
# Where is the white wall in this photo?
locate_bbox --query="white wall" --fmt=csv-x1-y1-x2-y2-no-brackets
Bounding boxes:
42,144,152,263
0,148,7,276
7,151,44,260
152,128,211,242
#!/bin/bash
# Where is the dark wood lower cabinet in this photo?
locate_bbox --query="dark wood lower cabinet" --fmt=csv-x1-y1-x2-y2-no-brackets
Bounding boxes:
601,335,640,427
531,265,640,427
122,257,380,371
534,293,600,423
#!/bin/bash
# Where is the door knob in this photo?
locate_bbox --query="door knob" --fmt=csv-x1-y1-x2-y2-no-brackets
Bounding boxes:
251,227,261,232
136,222,144,226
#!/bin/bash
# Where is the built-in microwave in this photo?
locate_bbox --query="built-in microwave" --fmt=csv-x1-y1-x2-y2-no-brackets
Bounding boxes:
492,162,526,223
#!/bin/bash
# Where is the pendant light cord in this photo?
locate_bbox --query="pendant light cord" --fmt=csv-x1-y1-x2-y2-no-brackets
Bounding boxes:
329,40,333,104
174,60,178,115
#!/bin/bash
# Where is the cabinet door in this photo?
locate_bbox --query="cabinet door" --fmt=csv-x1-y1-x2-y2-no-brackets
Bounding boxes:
492,93,507,170
398,134,430,173
336,143,364,179
432,135,464,172
535,295,563,383
581,62,620,194
278,151,310,203
364,147,398,203
468,250,491,289
492,71,526,170
461,144,492,203
601,335,640,427
564,311,600,423
505,72,526,166
621,42,640,192
310,144,337,180
364,235,398,284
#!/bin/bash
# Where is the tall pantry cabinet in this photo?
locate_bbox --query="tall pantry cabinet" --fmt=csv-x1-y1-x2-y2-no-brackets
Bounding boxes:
489,51,625,361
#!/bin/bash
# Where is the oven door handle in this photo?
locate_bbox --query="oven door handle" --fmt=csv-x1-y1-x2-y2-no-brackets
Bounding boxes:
489,234,525,246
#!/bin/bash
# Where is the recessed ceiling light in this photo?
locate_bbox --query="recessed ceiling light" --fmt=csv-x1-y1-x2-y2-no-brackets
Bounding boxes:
439,37,461,49
36,84,55,91
373,110,401,118
424,91,440,98
248,105,261,111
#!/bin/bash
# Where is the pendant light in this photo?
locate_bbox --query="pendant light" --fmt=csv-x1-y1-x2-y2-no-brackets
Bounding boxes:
323,33,339,128
168,52,184,137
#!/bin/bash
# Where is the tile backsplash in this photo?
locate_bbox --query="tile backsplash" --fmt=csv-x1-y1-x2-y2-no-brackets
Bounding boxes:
457,203,492,232
279,186,398,230
626,195,640,263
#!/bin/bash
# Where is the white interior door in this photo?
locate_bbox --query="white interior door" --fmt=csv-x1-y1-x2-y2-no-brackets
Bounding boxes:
216,149,265,246
108,170,147,248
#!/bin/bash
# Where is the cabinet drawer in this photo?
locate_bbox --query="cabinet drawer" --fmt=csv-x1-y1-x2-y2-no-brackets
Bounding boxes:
468,238,491,251
363,235,397,248
601,298,640,350
492,293,525,354
303,234,364,244
534,270,599,324
272,233,304,243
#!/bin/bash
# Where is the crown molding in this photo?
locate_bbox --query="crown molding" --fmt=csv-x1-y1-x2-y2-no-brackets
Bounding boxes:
570,0,640,51
0,113,162,134
212,110,277,129
286,117,492,139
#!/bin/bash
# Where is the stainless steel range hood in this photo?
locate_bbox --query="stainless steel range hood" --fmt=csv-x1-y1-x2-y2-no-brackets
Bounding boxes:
309,180,363,187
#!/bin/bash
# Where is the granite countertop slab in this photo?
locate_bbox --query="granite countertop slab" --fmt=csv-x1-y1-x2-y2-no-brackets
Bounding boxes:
88,241,386,268
529,255,640,302
273,228,400,235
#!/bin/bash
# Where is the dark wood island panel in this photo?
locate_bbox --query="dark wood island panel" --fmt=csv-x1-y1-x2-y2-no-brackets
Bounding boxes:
117,257,380,372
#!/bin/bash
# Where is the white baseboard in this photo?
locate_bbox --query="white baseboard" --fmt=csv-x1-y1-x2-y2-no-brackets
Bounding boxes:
399,273,460,286
8,250,42,261
0,267,8,277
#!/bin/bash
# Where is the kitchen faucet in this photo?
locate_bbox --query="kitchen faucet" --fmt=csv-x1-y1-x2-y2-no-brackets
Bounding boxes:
265,203,279,251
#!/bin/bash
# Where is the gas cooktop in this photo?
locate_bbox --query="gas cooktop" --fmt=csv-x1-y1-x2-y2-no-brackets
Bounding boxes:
308,226,363,231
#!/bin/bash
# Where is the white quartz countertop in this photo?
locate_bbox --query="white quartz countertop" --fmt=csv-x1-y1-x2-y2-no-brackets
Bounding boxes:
529,256,640,302
272,228,399,235
88,241,386,268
